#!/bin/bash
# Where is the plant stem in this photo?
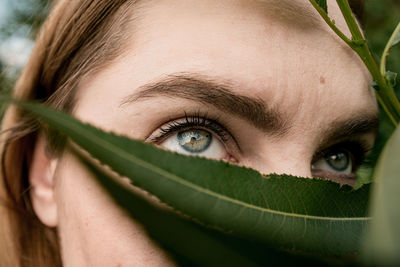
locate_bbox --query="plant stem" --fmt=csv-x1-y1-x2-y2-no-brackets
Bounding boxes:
310,0,400,126
309,0,352,46
336,0,364,41
335,0,400,126
353,42,400,126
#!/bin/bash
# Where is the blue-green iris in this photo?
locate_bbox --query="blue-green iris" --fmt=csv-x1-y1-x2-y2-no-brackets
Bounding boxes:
325,150,350,171
177,129,212,153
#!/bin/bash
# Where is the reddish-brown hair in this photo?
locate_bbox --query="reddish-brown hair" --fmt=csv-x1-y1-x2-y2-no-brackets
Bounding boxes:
0,0,366,266
0,0,139,266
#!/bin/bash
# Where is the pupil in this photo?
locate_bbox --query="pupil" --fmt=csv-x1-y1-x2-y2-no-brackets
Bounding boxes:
177,129,212,153
326,151,349,171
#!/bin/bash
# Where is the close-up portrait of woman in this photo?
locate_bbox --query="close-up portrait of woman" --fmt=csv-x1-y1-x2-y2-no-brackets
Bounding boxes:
0,0,399,266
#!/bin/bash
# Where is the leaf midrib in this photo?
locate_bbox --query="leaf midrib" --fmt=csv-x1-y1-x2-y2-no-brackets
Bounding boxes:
61,114,370,222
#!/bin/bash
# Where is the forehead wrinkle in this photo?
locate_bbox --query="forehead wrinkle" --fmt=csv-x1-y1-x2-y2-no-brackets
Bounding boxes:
122,73,291,136
142,0,323,32
251,0,322,30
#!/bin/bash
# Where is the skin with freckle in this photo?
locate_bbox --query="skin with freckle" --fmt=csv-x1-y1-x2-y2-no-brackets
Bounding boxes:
59,1,377,265
1,0,378,266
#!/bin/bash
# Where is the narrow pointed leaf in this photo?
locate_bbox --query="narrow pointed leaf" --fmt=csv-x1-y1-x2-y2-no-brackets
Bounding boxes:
80,153,328,266
79,153,258,267
385,71,397,88
10,99,370,255
380,22,400,75
390,23,400,48
361,125,400,266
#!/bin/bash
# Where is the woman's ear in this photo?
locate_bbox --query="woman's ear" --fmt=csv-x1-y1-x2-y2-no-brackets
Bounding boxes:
29,135,58,227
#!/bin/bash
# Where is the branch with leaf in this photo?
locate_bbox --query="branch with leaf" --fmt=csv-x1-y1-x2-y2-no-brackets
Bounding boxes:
0,97,370,266
310,0,400,126
1,0,399,266
310,0,400,266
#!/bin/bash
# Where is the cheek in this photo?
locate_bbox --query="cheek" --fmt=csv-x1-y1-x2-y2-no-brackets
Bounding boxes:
54,152,175,267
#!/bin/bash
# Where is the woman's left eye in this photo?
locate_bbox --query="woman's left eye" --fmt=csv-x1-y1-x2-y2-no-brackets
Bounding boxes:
312,149,352,175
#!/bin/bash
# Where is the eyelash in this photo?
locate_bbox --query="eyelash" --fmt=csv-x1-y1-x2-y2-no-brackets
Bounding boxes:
314,140,372,171
151,113,372,175
151,112,231,144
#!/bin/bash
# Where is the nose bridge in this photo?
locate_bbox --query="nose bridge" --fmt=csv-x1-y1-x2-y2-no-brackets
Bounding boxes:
267,159,312,178
248,144,313,178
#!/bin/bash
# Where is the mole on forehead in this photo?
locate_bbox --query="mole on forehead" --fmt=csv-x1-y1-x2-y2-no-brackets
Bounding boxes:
121,73,378,141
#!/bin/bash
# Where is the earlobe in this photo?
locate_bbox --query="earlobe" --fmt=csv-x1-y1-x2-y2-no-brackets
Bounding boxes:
29,135,58,227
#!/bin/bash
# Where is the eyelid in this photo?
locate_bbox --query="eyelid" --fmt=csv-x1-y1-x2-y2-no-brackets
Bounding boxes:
147,112,241,153
311,169,357,186
311,139,372,181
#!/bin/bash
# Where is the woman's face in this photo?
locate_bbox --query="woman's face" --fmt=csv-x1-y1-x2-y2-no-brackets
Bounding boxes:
29,0,378,266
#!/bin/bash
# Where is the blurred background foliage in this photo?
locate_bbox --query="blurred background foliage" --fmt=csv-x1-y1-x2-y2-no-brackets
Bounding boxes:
0,0,49,93
0,0,399,171
362,0,400,173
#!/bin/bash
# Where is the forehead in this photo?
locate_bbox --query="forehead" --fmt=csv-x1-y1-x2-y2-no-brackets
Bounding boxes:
77,0,377,138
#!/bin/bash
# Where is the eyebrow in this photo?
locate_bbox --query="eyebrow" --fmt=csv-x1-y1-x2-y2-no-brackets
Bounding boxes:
121,73,379,141
319,115,379,148
121,73,290,135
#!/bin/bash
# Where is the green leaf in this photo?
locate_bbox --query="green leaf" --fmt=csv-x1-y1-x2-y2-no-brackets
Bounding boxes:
390,24,400,48
385,71,398,88
8,98,370,255
380,22,400,75
315,0,328,14
78,153,257,266
355,165,374,189
79,151,330,266
361,125,400,266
